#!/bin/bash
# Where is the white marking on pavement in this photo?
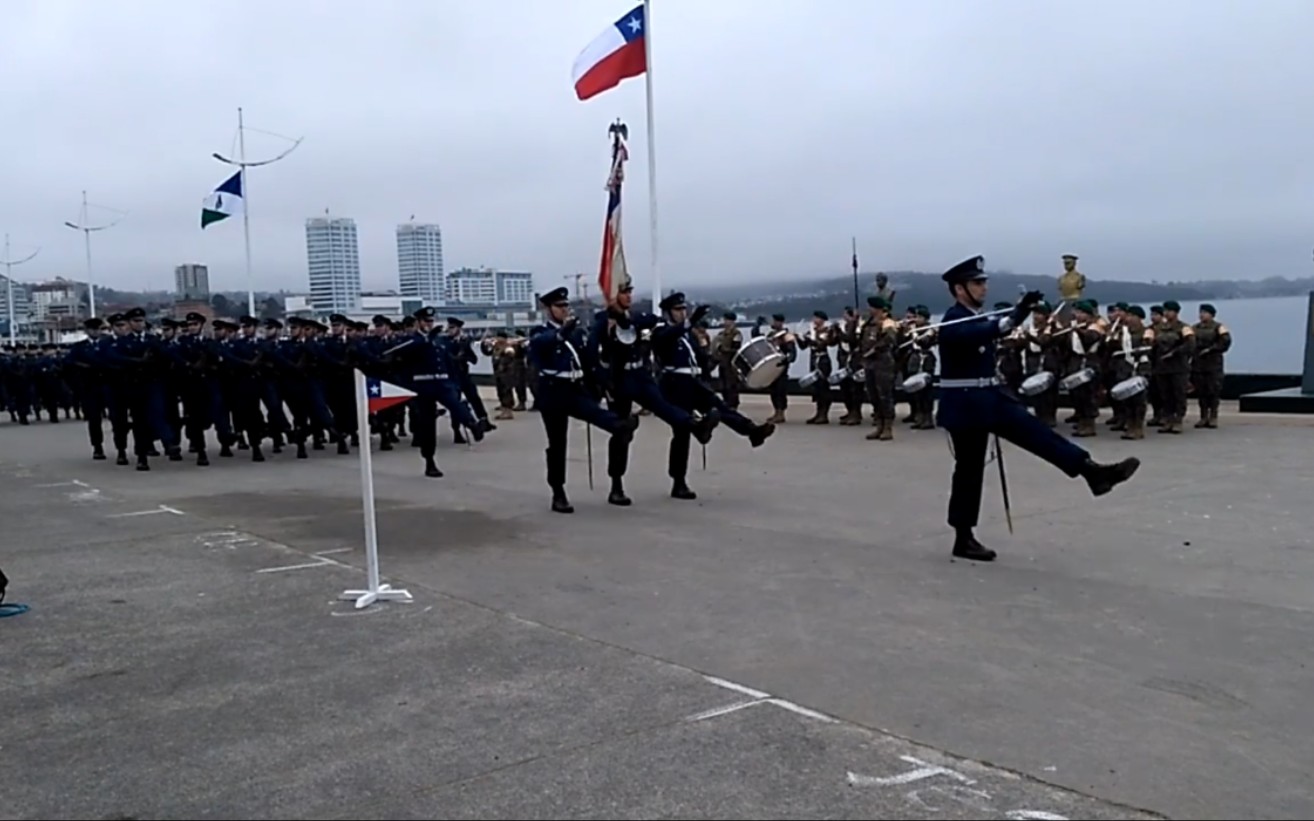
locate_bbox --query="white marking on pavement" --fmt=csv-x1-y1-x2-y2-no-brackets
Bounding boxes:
765,698,838,723
108,505,186,518
847,756,976,787
256,561,335,574
1006,812,1069,820
703,675,771,700
314,548,353,555
37,481,81,488
686,700,764,722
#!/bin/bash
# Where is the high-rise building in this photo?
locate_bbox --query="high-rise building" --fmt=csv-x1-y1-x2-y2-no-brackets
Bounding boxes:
445,267,534,307
396,223,444,303
174,263,210,301
305,216,361,314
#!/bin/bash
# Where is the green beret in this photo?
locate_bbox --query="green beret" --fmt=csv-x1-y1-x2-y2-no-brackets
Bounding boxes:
867,295,890,311
1163,300,1181,312
1116,301,1130,311
1200,303,1216,316
1032,300,1052,314
1128,305,1146,319
915,305,931,319
1150,304,1164,314
1073,299,1096,315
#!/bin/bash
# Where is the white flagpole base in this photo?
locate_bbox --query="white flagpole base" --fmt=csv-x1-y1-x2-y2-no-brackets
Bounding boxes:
340,583,413,610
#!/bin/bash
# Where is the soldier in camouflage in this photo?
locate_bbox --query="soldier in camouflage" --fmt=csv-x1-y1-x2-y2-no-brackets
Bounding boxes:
1191,303,1232,428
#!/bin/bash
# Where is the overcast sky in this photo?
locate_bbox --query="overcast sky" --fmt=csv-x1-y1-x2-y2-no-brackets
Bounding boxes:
3,0,1313,296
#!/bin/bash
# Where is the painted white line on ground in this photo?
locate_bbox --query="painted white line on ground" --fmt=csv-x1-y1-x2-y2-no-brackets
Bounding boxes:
314,548,353,556
765,698,838,723
36,481,80,488
256,561,335,574
686,700,765,723
703,675,771,700
108,505,184,518
848,756,976,787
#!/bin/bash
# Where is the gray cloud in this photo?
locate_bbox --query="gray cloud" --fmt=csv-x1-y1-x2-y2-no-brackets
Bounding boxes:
2,0,1312,297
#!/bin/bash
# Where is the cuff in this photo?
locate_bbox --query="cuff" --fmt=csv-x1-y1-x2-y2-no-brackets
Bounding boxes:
997,317,1013,335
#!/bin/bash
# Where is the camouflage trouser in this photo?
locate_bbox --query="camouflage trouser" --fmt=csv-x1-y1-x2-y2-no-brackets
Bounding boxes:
1192,369,1223,417
494,369,516,409
1155,371,1189,423
865,366,896,423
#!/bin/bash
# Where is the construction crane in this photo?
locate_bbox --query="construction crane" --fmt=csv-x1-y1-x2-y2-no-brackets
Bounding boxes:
563,272,591,306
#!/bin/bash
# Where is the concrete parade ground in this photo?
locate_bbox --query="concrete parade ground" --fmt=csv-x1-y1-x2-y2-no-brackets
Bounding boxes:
3,392,1313,820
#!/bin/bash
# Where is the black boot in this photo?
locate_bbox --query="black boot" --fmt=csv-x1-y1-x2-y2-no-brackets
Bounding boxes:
608,478,632,506
454,430,468,445
337,439,350,455
296,442,308,459
671,480,697,501
1081,456,1141,497
92,446,106,461
749,422,776,448
197,451,210,467
423,457,443,478
136,455,150,472
551,486,574,514
116,451,129,466
380,438,393,451
220,444,234,458
951,529,996,562
252,445,265,463
690,411,721,445
168,448,183,462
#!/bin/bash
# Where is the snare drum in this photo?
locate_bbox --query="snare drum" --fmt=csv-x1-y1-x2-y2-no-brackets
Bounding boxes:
798,369,822,389
828,367,850,386
901,372,932,394
1110,375,1148,401
733,337,787,389
1019,371,1055,397
1059,367,1095,392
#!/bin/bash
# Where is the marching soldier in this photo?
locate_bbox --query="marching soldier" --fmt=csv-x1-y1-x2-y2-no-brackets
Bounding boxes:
797,310,836,424
654,293,776,500
1146,299,1195,434
587,283,719,506
529,287,638,513
446,316,492,441
1022,301,1061,427
709,312,742,410
1146,305,1165,425
222,316,268,462
903,305,938,429
935,255,1138,562
860,295,899,441
65,318,107,459
1191,304,1231,428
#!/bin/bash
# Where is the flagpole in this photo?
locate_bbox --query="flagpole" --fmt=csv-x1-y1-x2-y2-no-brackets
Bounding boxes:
64,190,126,320
642,0,661,312
212,107,302,319
340,368,412,610
237,109,255,316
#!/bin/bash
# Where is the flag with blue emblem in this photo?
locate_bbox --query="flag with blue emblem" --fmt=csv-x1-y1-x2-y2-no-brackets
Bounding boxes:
201,170,244,229
365,376,415,413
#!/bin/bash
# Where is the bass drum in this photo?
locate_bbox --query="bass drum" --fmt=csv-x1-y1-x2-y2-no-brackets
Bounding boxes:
798,369,822,389
733,337,787,390
827,367,850,386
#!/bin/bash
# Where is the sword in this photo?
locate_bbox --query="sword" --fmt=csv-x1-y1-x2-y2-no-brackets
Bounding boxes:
994,434,1013,534
702,441,706,471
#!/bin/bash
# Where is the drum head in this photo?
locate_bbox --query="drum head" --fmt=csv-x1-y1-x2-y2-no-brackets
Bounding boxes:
741,356,786,389
827,368,848,385
901,372,932,393
798,370,820,388
1020,371,1054,396
1111,376,1148,401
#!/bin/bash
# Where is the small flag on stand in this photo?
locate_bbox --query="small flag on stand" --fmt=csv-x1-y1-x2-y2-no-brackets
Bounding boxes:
341,369,414,610
366,376,415,414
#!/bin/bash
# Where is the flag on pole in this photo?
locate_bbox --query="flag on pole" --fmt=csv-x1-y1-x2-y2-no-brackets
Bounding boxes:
365,375,415,413
572,5,647,101
598,124,632,305
201,170,244,229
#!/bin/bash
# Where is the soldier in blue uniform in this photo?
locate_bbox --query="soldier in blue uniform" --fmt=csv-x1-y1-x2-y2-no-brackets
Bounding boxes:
530,287,639,513
107,307,181,470
221,316,268,462
653,292,776,499
445,316,492,443
936,256,1140,562
587,284,719,506
65,318,108,459
388,307,483,478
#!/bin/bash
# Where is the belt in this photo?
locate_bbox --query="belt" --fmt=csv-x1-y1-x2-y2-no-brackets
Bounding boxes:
413,373,450,382
663,367,699,376
540,369,583,381
623,361,647,371
939,377,998,389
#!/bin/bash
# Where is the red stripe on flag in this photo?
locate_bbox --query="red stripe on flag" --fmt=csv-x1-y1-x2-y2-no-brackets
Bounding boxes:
575,38,647,101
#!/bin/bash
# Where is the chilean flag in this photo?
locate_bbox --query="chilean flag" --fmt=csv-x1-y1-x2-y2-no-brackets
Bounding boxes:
572,5,647,101
365,376,415,414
